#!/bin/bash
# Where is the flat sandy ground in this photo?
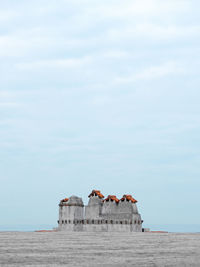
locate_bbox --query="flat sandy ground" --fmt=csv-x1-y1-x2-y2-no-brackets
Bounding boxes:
0,232,200,266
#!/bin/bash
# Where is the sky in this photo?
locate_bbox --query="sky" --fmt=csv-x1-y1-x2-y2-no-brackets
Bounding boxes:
1,0,200,231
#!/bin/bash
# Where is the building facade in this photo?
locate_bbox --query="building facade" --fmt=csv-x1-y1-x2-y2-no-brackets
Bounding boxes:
58,190,143,232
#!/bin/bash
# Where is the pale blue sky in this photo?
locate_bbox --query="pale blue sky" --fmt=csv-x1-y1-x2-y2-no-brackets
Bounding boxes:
1,0,200,231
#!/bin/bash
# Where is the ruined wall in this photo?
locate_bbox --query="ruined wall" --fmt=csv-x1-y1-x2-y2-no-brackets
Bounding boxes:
58,196,84,231
58,193,143,232
85,196,102,220
58,219,142,232
101,201,119,215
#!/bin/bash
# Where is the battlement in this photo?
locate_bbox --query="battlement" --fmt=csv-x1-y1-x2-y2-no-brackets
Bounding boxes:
58,190,143,232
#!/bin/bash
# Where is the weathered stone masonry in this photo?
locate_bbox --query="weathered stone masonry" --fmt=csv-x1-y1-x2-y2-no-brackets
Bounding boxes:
58,190,143,232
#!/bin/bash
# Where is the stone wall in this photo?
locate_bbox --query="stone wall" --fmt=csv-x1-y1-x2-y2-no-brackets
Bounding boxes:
58,219,142,232
58,193,143,232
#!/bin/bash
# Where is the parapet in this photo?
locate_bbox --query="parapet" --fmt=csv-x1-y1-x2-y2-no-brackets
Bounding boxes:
120,195,137,203
104,195,119,203
88,190,104,199
58,190,143,232
60,195,84,207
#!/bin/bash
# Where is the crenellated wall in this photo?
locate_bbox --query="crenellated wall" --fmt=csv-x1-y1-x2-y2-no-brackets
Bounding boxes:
58,191,143,232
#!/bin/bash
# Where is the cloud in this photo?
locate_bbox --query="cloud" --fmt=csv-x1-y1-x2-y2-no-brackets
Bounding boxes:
114,61,184,84
100,50,129,59
0,10,19,22
85,0,190,19
0,102,19,108
16,56,91,71
107,24,200,43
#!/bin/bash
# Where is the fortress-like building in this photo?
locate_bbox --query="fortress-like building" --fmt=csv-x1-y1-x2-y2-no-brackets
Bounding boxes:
58,190,143,232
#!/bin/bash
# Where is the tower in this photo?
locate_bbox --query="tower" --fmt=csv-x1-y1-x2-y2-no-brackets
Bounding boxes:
58,195,84,231
85,190,104,221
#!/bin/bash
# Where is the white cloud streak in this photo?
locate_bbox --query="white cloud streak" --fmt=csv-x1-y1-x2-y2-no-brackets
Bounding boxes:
16,56,91,70
115,61,185,84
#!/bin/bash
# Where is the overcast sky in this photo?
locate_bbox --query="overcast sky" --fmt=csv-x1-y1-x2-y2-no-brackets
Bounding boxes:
1,0,200,230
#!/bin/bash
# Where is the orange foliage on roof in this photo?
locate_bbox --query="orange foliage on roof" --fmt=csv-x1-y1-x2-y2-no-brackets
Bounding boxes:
61,198,69,202
88,190,104,199
120,195,137,203
104,195,119,203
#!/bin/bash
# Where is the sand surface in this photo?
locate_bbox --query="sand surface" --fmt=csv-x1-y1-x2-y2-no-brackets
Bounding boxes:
0,231,200,266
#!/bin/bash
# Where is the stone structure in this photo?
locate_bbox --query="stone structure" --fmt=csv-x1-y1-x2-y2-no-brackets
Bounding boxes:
58,190,143,232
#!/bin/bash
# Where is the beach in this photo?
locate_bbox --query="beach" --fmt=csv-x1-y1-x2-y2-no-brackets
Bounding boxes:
0,231,200,266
